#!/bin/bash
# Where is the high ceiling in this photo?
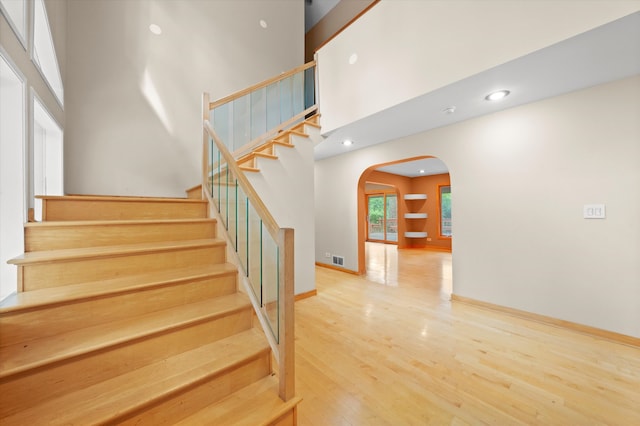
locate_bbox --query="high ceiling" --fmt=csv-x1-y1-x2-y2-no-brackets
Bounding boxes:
376,158,449,178
314,11,640,177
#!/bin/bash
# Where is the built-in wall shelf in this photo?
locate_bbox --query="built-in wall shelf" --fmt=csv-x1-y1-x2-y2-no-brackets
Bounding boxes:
404,213,427,219
403,194,428,241
405,232,428,238
404,194,427,200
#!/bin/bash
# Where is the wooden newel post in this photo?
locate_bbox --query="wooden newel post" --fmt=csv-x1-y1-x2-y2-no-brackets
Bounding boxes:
202,93,210,198
278,227,295,401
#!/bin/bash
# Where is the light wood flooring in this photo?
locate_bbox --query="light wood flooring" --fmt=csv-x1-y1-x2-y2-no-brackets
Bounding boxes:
295,243,640,425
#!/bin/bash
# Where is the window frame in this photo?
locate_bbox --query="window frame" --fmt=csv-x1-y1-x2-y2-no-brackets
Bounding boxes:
366,191,398,244
0,0,28,49
30,0,64,107
0,47,28,301
438,184,452,238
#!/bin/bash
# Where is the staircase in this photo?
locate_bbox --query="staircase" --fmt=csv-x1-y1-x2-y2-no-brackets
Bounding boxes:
236,115,321,173
0,194,300,424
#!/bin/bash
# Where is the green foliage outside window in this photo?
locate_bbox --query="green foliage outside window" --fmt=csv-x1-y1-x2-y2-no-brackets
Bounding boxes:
440,186,452,237
368,196,384,224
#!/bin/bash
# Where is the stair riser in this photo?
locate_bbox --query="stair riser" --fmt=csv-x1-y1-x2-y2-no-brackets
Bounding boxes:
117,353,271,425
0,309,253,418
255,144,275,156
25,221,217,251
20,245,226,291
237,157,256,169
41,199,208,221
186,186,203,199
273,131,307,145
0,274,237,347
270,409,297,426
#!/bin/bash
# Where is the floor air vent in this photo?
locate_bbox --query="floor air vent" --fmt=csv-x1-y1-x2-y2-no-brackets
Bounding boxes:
332,255,344,267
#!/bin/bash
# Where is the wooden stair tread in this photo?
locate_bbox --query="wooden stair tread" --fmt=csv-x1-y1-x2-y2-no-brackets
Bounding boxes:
292,120,320,132
281,129,308,137
240,166,261,173
36,194,207,204
242,119,319,168
177,374,302,426
23,218,216,228
238,152,278,162
302,120,321,129
0,263,237,314
8,238,225,265
0,293,251,377
272,129,308,142
1,329,270,425
270,140,294,148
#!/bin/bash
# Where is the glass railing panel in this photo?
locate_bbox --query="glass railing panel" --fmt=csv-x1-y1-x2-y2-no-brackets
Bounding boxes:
266,82,280,132
237,185,249,274
304,66,315,110
209,138,222,213
210,63,316,157
232,94,250,151
250,87,267,140
227,173,238,250
219,163,229,228
261,225,279,342
208,137,215,208
279,75,293,123
247,203,262,303
292,70,304,115
211,103,231,150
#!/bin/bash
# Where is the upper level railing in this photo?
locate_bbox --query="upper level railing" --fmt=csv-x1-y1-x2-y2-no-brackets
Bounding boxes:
201,61,317,402
209,61,317,156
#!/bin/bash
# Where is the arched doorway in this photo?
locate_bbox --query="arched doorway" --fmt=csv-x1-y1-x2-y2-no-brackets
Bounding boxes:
357,156,453,281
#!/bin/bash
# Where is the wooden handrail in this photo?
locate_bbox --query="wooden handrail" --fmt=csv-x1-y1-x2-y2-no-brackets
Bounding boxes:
200,178,283,369
278,227,295,401
209,61,316,110
202,97,295,401
204,120,280,241
201,61,313,404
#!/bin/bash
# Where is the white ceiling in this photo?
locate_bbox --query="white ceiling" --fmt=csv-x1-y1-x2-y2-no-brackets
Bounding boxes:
314,11,640,177
376,158,449,178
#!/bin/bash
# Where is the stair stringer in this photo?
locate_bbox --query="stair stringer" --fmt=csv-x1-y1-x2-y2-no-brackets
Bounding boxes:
244,130,316,297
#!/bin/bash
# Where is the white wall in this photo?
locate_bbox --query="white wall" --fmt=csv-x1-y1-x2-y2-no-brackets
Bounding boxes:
317,0,640,134
314,76,640,338
246,127,317,296
65,0,304,197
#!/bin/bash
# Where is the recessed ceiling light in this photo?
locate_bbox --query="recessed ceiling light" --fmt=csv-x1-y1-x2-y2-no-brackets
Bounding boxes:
419,169,425,174
149,24,162,35
485,90,510,101
348,53,358,65
443,106,456,114
259,19,268,29
342,139,353,146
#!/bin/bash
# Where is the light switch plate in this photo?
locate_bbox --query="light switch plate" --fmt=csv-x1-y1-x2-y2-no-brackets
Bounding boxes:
583,204,606,219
